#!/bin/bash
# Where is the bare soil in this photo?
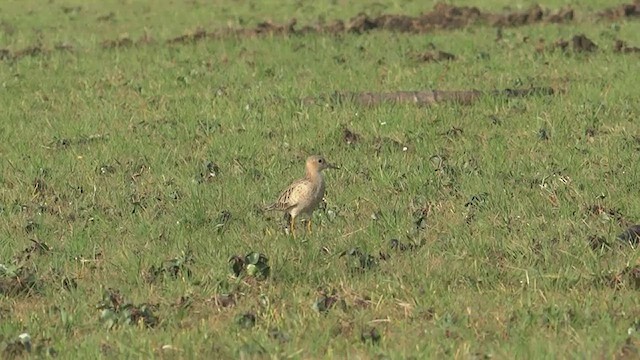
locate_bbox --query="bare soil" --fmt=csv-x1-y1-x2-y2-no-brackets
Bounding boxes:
2,2,640,60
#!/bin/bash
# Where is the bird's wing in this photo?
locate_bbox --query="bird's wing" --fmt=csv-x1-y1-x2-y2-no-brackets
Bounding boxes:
265,178,309,211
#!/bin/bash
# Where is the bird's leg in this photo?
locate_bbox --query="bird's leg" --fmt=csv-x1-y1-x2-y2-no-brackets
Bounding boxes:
290,216,296,238
307,218,312,234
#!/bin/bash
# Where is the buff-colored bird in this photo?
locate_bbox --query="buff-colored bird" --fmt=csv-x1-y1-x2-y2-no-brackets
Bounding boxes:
265,155,338,237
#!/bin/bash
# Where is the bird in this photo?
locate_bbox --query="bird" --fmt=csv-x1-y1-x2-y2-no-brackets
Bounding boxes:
265,155,338,237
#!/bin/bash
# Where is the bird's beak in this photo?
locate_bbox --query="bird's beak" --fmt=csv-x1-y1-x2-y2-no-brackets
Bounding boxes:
328,163,340,170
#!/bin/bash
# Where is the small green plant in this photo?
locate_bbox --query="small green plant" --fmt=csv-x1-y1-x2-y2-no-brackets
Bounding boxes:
339,248,380,272
97,289,159,329
229,252,271,279
143,250,195,283
313,289,347,314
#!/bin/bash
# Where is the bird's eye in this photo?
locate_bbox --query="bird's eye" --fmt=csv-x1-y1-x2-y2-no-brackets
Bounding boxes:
318,159,324,163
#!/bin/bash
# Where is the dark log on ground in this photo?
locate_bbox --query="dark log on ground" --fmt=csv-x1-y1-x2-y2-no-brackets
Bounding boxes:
301,87,557,107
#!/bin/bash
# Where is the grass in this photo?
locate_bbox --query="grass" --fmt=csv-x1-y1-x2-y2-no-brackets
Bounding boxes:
2,0,640,358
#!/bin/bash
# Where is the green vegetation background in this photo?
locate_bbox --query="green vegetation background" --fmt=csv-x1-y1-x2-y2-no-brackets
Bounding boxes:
1,0,640,358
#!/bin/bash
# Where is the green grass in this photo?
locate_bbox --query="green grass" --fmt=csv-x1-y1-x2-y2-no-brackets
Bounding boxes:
2,0,640,358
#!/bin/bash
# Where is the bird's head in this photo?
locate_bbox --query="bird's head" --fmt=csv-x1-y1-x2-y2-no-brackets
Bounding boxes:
306,155,338,173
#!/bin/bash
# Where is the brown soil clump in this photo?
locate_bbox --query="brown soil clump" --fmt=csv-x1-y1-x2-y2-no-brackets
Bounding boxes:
414,50,456,62
599,0,640,19
614,39,640,53
572,34,598,52
102,34,155,49
489,5,574,27
548,34,598,53
167,3,577,44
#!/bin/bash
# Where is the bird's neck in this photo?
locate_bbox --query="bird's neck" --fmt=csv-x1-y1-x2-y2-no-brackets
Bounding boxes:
306,170,324,183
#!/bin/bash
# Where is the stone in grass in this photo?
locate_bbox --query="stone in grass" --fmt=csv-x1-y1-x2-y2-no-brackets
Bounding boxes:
618,225,640,245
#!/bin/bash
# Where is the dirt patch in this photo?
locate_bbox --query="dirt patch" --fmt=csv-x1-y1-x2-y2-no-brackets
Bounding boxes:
0,265,40,296
342,127,361,145
212,293,236,308
0,239,55,297
1,334,57,359
540,34,598,53
328,4,573,32
584,204,629,227
101,33,154,49
571,34,598,52
97,12,116,22
607,264,640,290
167,28,209,44
599,0,640,19
10,45,47,59
166,3,576,44
0,3,628,62
14,239,50,263
101,37,133,48
614,39,640,53
0,42,78,61
302,87,556,107
538,35,640,55
358,3,482,32
489,5,574,27
61,5,82,14
54,42,74,52
414,50,456,63
616,336,640,360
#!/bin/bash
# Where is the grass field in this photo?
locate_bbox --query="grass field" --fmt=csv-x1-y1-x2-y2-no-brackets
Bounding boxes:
2,0,640,358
